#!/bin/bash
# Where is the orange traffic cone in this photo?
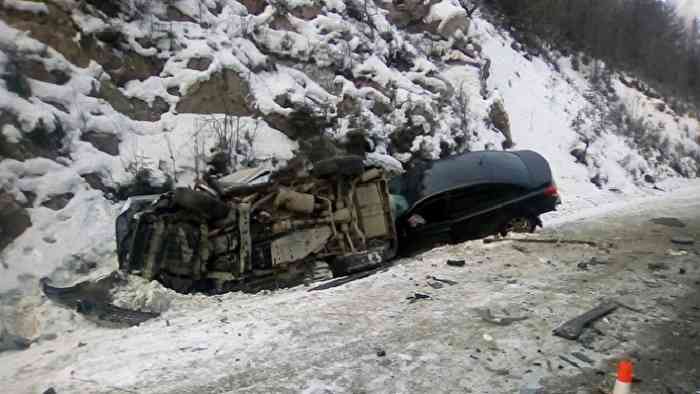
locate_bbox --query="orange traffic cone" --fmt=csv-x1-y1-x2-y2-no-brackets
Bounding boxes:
612,360,633,394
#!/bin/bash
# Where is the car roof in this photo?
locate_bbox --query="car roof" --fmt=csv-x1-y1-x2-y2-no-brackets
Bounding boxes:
401,150,553,206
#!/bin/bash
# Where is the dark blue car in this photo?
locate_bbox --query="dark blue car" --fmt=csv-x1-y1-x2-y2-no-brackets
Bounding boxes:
390,150,560,251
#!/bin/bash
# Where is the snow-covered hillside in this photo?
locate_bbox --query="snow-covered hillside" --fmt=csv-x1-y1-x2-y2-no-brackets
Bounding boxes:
1,0,699,342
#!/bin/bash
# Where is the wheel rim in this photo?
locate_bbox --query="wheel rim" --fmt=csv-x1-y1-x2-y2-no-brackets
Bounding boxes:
504,217,532,233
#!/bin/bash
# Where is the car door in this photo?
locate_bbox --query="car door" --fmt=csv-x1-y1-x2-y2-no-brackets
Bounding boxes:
448,183,521,240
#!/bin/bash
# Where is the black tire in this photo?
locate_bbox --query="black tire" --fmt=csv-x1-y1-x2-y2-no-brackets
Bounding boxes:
173,188,229,220
311,155,365,178
500,216,537,236
330,247,386,276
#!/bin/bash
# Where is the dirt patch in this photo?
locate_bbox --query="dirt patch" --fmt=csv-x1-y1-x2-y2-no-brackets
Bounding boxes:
18,58,70,85
80,131,120,156
0,193,31,252
98,80,169,122
0,2,164,87
176,69,252,116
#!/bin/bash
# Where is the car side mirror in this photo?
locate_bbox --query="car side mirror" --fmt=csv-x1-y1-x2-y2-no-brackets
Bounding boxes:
407,214,427,228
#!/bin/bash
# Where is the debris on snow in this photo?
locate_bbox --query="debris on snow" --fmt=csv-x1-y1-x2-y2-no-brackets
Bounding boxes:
446,259,466,267
553,301,619,340
670,236,695,245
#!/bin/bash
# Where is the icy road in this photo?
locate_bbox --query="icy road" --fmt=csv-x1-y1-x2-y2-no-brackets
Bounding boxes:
2,186,700,394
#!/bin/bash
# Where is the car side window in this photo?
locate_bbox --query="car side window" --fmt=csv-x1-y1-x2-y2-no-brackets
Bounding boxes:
413,196,448,223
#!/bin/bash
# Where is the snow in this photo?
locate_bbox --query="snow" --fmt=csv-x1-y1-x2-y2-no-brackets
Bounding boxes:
2,0,48,15
0,1,699,391
1,123,21,143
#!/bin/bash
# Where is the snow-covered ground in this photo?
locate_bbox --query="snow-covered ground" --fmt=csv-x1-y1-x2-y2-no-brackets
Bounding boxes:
1,1,699,391
2,181,699,394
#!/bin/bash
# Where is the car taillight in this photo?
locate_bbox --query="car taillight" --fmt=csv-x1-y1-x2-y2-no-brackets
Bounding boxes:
544,184,558,197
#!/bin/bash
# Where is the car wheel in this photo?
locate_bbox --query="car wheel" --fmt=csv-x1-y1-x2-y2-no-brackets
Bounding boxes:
173,188,229,220
500,216,536,236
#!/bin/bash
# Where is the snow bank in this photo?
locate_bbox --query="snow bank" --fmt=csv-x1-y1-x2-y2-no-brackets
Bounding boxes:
2,0,48,15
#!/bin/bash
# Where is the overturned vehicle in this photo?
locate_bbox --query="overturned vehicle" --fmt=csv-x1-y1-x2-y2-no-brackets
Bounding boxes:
116,156,398,294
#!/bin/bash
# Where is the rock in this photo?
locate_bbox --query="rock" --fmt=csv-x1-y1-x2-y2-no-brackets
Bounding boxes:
425,3,470,38
0,193,32,252
0,114,67,161
98,80,169,122
240,0,267,14
570,148,587,164
81,172,116,196
176,69,252,116
81,131,120,156
42,388,57,394
643,174,655,184
383,0,440,28
376,348,386,357
19,58,70,85
41,193,74,211
0,328,31,352
166,5,196,22
590,173,605,189
488,99,514,148
671,236,695,245
186,57,212,71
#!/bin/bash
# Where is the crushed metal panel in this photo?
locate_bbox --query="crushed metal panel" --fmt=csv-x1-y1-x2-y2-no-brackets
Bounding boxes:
355,183,390,239
271,226,332,266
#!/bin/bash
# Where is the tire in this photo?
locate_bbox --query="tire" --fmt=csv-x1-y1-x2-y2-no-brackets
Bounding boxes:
311,155,365,178
330,247,386,276
173,188,229,220
500,216,537,236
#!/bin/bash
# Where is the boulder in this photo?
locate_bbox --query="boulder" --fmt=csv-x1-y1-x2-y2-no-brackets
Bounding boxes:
0,114,67,161
98,80,169,122
18,58,70,85
166,5,196,22
488,100,513,148
570,148,587,165
176,69,252,116
424,1,470,38
41,193,74,211
82,172,116,196
383,0,440,28
240,0,267,15
81,131,120,156
0,193,32,252
186,57,212,71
